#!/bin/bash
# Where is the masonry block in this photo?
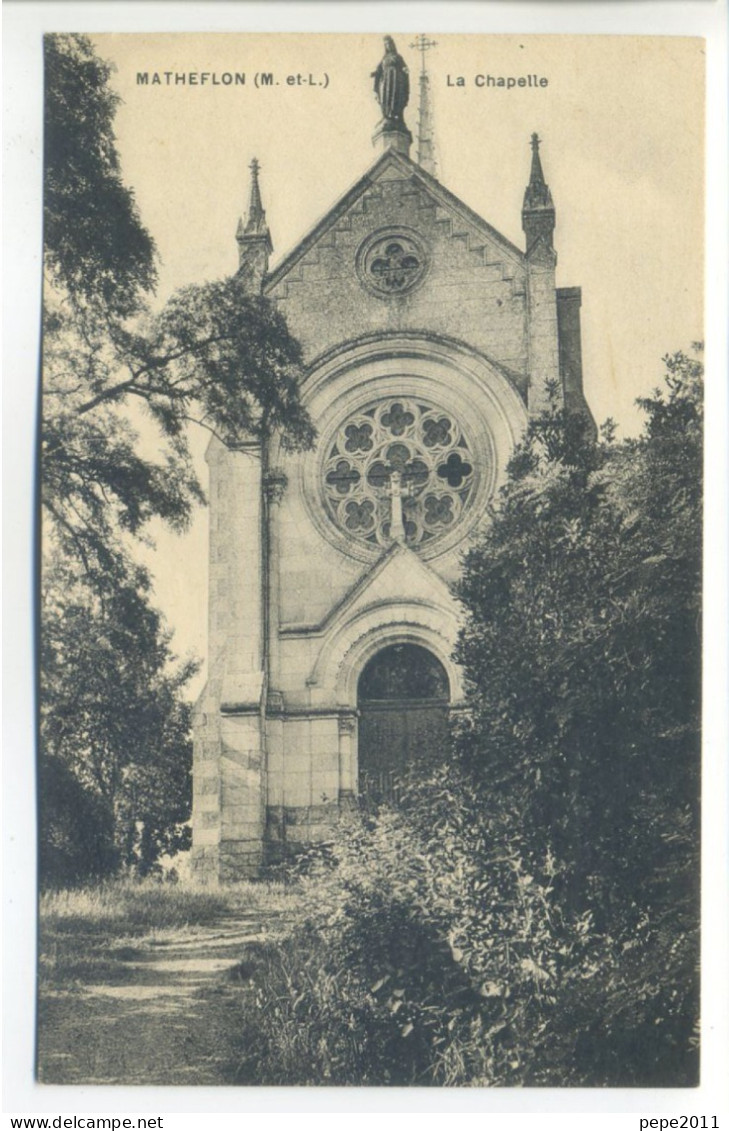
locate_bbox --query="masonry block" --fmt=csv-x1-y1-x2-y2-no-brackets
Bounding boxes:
221,820,263,842
267,771,284,806
195,775,219,797
311,772,340,804
311,749,339,772
221,803,264,829
193,825,219,847
283,774,312,807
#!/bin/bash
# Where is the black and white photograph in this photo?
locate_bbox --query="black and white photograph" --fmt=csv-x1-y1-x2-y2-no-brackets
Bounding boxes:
3,12,725,1108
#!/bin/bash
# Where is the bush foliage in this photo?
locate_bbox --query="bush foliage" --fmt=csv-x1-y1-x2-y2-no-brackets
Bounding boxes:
237,350,701,1087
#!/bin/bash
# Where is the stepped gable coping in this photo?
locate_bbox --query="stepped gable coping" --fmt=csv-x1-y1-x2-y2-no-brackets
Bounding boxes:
264,149,525,294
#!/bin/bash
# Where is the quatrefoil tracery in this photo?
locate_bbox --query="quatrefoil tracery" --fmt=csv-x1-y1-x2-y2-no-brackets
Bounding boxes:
322,397,477,551
437,451,473,488
370,244,421,292
358,231,429,297
343,422,374,453
381,402,415,435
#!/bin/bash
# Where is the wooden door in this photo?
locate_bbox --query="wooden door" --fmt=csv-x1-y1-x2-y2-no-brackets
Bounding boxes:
357,644,450,806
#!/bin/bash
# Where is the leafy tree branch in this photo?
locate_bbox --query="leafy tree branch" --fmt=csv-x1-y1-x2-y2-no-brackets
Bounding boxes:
40,32,314,882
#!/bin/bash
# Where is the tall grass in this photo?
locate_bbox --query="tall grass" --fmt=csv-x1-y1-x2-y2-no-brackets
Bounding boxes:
40,876,299,937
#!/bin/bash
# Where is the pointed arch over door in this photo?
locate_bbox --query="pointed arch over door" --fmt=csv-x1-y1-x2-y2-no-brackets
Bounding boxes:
357,642,450,805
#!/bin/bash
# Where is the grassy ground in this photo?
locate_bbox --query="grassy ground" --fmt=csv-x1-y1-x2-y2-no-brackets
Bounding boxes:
37,877,303,1086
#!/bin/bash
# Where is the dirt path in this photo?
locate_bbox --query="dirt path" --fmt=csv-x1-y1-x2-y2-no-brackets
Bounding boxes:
38,913,278,1086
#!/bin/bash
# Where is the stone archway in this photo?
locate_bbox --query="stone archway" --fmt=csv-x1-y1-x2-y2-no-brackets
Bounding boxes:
356,642,450,804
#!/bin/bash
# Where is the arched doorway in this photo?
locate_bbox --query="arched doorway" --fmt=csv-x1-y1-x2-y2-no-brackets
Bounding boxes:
357,643,450,804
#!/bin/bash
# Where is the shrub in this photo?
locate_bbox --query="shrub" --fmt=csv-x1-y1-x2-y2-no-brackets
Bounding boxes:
235,771,697,1086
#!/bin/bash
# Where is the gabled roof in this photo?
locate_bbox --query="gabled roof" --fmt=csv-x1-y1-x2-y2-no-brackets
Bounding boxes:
264,148,525,294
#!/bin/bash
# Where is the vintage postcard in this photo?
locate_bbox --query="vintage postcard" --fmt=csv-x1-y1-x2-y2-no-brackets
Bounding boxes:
20,24,715,1099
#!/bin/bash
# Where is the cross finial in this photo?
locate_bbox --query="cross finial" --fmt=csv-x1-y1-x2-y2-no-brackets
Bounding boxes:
410,34,438,75
531,132,541,153
248,157,262,214
409,35,438,176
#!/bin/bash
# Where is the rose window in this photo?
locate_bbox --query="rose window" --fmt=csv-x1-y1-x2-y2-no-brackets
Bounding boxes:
357,232,428,297
322,398,477,550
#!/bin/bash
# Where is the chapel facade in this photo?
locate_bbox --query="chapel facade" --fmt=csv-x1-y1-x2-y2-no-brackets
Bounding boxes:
191,38,593,882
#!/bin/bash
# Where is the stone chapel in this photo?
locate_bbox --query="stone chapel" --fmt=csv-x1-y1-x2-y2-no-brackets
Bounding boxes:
191,37,593,882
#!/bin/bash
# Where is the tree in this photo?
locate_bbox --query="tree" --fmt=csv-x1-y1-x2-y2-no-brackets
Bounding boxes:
451,350,701,1083
42,38,313,583
455,354,701,919
44,33,157,318
43,275,314,585
40,553,196,884
40,35,314,881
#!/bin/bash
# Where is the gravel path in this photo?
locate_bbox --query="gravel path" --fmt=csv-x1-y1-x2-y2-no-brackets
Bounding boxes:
38,914,277,1086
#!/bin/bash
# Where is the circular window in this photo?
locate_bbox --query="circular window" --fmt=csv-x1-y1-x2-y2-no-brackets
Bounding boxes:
356,229,429,297
321,397,476,551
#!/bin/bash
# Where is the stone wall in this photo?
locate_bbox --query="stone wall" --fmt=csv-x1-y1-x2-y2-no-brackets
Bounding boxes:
267,160,529,387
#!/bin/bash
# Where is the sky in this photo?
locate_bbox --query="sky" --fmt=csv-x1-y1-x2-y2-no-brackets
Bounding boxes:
91,31,705,692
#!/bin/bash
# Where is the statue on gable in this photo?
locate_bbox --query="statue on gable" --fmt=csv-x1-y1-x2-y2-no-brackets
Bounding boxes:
372,36,410,124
